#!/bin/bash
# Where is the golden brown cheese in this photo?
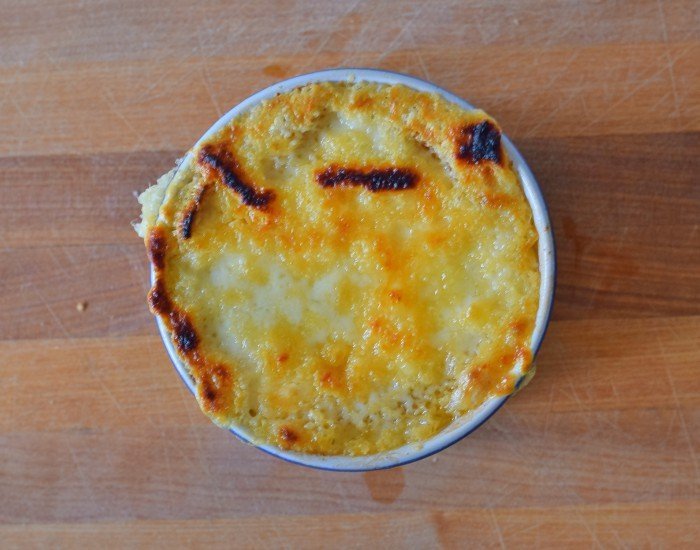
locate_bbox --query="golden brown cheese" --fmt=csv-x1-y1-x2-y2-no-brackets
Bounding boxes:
137,82,540,456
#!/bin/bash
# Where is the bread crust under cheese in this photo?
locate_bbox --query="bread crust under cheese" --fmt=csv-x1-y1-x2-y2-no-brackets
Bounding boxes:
137,81,540,456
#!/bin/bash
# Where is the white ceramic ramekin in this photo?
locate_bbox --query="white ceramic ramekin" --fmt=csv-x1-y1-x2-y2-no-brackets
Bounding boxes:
153,68,556,471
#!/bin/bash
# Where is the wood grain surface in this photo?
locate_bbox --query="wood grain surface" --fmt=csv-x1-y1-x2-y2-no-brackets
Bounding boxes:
1,1,699,547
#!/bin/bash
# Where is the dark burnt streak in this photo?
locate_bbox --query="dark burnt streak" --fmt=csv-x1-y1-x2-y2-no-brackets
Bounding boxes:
198,145,274,208
456,120,503,165
180,185,208,239
147,279,199,354
171,311,198,353
147,279,172,314
316,166,418,192
180,208,196,240
148,274,235,414
147,229,167,269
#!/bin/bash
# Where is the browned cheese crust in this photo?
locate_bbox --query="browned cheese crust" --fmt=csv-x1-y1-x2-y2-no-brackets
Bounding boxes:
139,82,540,455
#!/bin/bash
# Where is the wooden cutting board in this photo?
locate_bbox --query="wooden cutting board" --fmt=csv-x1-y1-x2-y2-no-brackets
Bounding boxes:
2,1,698,547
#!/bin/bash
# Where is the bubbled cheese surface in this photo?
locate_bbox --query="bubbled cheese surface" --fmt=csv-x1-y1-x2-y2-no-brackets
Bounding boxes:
140,82,540,456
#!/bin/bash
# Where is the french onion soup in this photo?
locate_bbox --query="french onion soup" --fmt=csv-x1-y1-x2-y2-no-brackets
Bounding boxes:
135,81,540,456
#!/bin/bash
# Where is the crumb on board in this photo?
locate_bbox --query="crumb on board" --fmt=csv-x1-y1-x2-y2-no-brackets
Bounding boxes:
76,301,88,312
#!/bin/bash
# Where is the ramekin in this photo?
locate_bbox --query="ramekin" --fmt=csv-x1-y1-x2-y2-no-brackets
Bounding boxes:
152,68,556,471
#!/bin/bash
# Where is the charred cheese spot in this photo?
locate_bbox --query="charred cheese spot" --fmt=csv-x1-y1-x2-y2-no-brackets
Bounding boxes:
137,81,540,457
198,145,274,208
202,381,217,403
147,279,172,315
148,278,201,361
170,310,198,353
456,120,502,165
198,364,232,413
316,165,418,192
147,228,167,269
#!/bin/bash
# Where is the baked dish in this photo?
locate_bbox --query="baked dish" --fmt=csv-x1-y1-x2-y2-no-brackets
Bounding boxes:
135,81,539,456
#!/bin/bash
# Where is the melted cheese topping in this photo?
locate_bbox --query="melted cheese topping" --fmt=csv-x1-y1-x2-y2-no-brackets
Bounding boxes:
139,82,540,456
